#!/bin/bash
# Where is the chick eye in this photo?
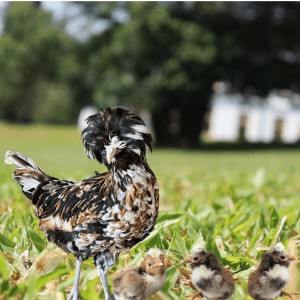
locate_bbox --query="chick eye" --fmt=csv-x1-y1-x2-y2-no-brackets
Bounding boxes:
193,257,198,261
280,255,286,259
148,263,152,266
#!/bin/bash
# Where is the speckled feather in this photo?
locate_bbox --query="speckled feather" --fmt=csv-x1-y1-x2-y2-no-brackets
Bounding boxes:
6,107,159,269
35,164,159,258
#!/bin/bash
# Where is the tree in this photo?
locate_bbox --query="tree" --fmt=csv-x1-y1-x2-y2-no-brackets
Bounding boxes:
77,2,300,147
79,2,218,147
0,2,80,123
204,2,300,96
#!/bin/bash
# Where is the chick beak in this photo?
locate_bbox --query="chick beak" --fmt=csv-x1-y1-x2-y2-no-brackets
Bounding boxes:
287,254,296,262
157,262,164,267
183,256,192,264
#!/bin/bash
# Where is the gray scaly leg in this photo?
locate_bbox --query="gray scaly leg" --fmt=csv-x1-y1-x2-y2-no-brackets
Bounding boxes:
67,259,83,300
94,252,120,300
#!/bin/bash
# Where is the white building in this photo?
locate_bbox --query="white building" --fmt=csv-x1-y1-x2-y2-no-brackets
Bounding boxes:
77,106,98,132
209,85,300,144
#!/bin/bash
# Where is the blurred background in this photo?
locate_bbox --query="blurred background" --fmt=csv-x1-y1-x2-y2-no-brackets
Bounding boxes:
1,1,300,148
1,3,300,299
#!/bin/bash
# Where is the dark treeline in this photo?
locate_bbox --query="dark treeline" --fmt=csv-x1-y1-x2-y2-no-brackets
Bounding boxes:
1,2,300,147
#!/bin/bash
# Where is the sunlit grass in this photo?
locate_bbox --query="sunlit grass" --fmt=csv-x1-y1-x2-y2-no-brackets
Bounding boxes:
0,123,299,299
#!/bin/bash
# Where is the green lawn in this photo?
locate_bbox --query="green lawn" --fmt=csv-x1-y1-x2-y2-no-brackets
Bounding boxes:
0,123,299,299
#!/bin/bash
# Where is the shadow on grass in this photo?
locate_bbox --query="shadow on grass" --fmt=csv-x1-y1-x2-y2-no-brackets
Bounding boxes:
156,142,300,152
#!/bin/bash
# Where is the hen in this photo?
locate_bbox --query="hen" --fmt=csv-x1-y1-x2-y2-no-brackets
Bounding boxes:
5,107,159,300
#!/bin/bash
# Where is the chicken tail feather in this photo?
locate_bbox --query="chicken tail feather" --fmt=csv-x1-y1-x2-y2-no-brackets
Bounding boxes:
5,151,49,200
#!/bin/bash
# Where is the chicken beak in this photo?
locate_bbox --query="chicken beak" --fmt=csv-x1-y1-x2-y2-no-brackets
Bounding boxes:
105,145,117,164
107,151,113,164
183,256,192,264
157,262,164,267
287,254,296,261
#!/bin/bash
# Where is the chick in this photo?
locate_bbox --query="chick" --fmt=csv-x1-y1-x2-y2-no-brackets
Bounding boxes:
248,243,298,300
113,249,167,300
183,245,235,300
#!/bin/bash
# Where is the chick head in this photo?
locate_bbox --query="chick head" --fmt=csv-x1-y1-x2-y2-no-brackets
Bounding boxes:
143,248,166,276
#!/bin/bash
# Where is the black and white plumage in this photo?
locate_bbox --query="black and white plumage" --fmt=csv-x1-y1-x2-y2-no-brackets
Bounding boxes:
248,243,297,300
183,245,235,300
5,107,159,300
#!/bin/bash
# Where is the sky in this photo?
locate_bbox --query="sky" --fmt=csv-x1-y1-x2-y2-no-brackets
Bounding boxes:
0,1,118,41
0,1,8,33
42,1,112,41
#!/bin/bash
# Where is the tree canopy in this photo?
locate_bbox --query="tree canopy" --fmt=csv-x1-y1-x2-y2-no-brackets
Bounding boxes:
1,2,300,147
0,2,80,123
80,2,219,146
78,2,300,146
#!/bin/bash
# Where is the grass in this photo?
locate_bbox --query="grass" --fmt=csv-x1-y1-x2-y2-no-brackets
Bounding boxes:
0,122,299,299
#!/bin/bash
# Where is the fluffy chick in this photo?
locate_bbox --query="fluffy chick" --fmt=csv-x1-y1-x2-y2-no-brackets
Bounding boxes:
183,245,235,300
113,249,167,300
248,243,298,300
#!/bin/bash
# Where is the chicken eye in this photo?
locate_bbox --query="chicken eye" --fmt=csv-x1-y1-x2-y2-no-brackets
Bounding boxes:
193,257,198,261
148,263,152,266
280,255,286,259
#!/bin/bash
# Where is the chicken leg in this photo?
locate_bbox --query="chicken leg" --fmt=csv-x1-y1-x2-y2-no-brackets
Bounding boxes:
67,259,83,300
95,252,119,300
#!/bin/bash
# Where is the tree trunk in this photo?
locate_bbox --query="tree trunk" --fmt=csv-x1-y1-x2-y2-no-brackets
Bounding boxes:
152,101,207,148
152,106,174,147
179,103,206,148
34,2,41,8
